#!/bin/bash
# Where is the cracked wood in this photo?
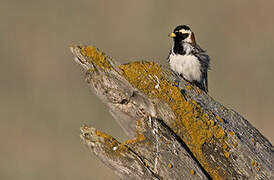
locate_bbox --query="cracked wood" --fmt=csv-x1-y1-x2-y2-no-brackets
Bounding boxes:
71,45,274,180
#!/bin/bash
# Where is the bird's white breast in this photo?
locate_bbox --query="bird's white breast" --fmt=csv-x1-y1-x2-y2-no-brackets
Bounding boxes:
169,53,202,82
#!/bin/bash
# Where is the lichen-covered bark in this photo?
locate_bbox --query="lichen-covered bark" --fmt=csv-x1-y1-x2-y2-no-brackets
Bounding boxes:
80,125,157,180
71,45,274,180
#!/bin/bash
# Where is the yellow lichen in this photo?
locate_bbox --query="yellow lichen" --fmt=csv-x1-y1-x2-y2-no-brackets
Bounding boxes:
122,133,146,145
207,119,215,127
216,127,225,139
251,138,256,145
216,115,224,123
95,130,120,150
223,143,228,150
234,142,238,148
137,133,146,141
123,139,138,144
81,46,112,69
251,160,258,167
186,85,193,90
137,119,142,127
224,151,230,158
119,61,228,179
196,88,202,94
96,130,116,141
230,132,235,136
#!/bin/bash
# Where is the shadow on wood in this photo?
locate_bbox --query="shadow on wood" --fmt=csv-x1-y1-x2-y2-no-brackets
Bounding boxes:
71,45,274,180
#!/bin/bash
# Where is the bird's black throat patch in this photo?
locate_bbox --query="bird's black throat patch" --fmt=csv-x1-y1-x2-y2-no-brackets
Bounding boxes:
173,40,186,55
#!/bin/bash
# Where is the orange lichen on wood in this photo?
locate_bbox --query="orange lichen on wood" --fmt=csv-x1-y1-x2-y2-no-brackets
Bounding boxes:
223,143,228,150
119,61,229,179
224,151,230,158
95,130,120,148
96,129,117,142
251,138,256,145
216,115,224,123
137,119,142,127
137,133,146,141
207,119,215,126
233,142,238,148
252,160,258,167
122,133,146,145
196,88,202,94
230,132,236,136
215,127,226,139
123,139,139,145
186,85,193,90
80,46,112,69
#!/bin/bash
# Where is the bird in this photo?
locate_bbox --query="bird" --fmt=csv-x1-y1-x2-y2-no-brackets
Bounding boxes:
167,25,210,93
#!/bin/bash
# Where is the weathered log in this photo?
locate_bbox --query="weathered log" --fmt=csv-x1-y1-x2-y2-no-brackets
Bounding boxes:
71,45,274,180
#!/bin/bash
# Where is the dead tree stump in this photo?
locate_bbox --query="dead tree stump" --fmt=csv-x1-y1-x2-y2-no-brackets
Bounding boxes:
70,45,274,180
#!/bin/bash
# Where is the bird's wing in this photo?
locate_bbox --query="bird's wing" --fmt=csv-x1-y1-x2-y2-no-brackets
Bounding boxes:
192,44,210,92
192,44,210,70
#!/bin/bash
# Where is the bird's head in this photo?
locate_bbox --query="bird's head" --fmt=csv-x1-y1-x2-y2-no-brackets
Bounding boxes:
169,25,196,44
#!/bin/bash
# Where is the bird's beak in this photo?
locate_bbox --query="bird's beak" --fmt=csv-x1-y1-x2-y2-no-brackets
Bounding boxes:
168,32,176,38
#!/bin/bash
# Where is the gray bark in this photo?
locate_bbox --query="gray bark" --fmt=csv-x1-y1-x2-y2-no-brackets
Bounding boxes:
71,45,274,180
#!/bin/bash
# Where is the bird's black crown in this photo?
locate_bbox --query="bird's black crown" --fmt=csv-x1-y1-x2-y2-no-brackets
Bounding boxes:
173,25,191,33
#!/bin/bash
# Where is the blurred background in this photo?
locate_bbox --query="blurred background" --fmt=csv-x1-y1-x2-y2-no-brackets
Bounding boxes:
1,0,273,179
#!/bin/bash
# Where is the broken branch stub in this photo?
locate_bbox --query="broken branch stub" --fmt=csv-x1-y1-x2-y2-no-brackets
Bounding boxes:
71,45,274,180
